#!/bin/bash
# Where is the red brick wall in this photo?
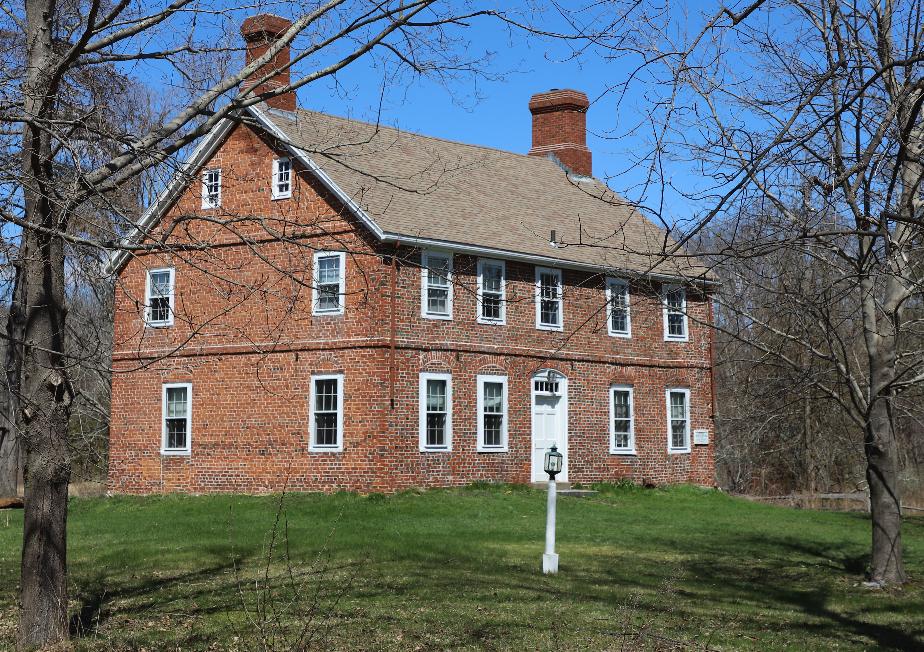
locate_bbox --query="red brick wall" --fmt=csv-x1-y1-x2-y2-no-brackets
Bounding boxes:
108,121,715,494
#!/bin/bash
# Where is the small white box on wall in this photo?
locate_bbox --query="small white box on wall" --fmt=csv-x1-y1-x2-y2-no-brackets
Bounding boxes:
693,429,710,445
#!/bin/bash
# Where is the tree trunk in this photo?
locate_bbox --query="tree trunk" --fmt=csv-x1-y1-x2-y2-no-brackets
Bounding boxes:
865,396,907,586
17,0,74,647
0,269,27,498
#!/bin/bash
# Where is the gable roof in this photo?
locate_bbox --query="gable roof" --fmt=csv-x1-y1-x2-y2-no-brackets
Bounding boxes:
110,103,716,285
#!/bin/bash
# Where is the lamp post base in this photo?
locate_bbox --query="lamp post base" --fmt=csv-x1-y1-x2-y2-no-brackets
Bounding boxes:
543,552,559,574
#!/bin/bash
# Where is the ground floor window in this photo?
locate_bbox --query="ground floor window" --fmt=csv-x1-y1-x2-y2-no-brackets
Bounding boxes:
420,372,452,451
477,375,508,451
162,383,191,455
667,388,691,453
609,385,635,453
310,373,344,451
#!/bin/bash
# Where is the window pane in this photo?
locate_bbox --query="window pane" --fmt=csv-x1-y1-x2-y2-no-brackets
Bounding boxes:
150,297,170,323
426,380,446,412
670,392,687,419
166,418,187,449
671,421,687,448
610,283,628,332
612,391,630,419
667,288,684,309
166,387,188,418
483,414,503,447
427,288,448,315
668,313,685,336
482,264,502,293
318,256,340,284
540,272,559,298
315,413,338,446
541,299,559,325
427,257,450,287
426,414,446,446
315,379,338,412
150,271,171,297
319,283,340,310
483,382,503,413
482,294,502,319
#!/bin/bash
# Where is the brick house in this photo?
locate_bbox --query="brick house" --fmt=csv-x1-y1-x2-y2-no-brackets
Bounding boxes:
107,14,717,494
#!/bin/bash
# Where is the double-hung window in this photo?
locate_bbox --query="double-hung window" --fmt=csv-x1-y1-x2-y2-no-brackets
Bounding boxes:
477,375,508,452
609,385,635,454
667,388,691,453
477,259,506,324
606,278,631,337
201,168,221,209
310,373,344,451
272,158,292,199
313,251,346,315
419,372,451,451
146,268,174,327
535,267,563,330
421,251,453,319
663,285,688,341
162,383,192,455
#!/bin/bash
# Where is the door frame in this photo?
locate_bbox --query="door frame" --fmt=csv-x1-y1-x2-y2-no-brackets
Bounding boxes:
530,369,569,482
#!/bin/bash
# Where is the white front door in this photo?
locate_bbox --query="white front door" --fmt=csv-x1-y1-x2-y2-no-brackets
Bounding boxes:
531,373,568,482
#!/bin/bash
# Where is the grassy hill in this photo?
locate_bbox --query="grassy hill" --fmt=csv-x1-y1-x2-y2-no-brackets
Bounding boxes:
0,484,921,650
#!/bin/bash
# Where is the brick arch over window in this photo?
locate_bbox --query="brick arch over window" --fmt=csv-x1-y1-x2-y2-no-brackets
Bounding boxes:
419,350,456,371
313,351,343,373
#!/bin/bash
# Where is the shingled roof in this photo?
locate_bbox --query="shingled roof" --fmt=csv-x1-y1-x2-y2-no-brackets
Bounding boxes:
261,107,714,283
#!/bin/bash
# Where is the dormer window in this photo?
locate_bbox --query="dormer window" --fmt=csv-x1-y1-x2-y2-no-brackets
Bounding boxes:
272,157,292,199
201,168,221,209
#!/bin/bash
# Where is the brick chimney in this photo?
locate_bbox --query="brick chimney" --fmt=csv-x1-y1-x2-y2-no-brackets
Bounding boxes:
241,14,296,111
527,89,592,177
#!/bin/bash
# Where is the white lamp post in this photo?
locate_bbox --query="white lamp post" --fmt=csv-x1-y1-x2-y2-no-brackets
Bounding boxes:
543,444,563,574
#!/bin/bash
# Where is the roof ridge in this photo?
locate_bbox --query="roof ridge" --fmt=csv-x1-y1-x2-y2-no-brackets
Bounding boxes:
286,107,553,163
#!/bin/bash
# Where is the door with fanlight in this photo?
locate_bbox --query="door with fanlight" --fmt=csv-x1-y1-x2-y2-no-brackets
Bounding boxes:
531,371,568,482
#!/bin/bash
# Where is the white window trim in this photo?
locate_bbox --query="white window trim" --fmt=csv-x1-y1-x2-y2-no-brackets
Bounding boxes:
313,251,346,316
145,267,175,328
272,157,292,200
476,258,506,325
666,388,692,454
419,372,452,451
535,266,564,331
477,374,508,452
201,168,222,209
161,382,192,456
420,250,453,320
609,384,635,455
663,284,689,342
309,373,345,452
605,277,631,338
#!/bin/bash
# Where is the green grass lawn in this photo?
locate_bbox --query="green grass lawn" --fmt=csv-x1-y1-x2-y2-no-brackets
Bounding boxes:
0,484,922,651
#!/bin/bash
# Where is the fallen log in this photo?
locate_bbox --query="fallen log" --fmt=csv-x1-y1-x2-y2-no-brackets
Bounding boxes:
0,496,24,509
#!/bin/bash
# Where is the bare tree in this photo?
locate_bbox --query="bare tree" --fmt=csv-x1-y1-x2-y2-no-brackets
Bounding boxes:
601,0,924,586
0,0,620,647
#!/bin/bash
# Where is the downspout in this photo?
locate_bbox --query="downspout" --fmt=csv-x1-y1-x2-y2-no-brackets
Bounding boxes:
389,249,398,410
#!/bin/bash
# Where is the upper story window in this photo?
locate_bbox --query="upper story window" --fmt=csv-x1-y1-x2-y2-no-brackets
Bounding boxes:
535,267,563,331
313,251,346,315
663,285,688,341
477,375,508,452
419,372,452,451
609,385,635,454
145,268,174,327
162,383,191,455
201,168,221,209
477,258,506,324
606,278,631,338
421,251,453,320
310,373,344,452
272,157,292,199
667,388,691,453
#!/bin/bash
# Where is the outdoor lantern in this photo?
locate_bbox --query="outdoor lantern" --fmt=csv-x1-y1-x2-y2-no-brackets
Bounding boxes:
544,444,563,480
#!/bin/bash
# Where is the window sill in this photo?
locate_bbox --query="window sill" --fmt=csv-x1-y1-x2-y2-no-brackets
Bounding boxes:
420,447,451,453
422,313,453,321
477,447,508,453
271,194,292,201
146,322,173,329
309,446,343,453
610,449,637,456
608,331,632,339
536,323,563,332
664,335,689,343
668,448,691,455
161,449,191,457
313,309,345,317
477,318,506,326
